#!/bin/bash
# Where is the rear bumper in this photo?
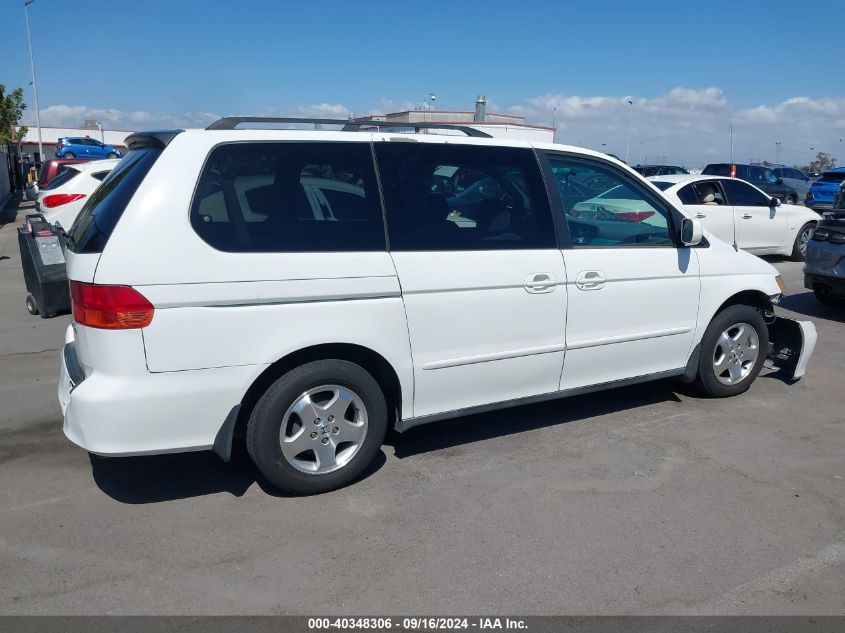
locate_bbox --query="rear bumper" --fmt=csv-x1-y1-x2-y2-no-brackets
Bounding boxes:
805,273,845,296
59,326,261,457
766,317,817,380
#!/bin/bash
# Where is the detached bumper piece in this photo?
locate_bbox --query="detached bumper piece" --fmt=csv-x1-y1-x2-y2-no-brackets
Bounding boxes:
766,317,817,380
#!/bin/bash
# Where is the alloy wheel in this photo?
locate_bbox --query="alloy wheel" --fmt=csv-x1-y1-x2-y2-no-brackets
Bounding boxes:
712,322,759,385
279,385,368,475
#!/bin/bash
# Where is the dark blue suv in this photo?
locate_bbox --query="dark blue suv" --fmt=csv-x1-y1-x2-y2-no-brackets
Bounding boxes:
55,137,122,160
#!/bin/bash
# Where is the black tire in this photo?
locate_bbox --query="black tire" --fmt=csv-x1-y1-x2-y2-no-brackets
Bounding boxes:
107,152,118,159
813,286,838,306
693,305,769,398
790,222,816,261
63,152,75,159
784,194,797,205
25,294,39,316
246,359,387,495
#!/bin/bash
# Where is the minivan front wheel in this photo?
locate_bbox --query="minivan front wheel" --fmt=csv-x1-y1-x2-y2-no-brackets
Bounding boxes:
246,359,387,494
693,305,769,397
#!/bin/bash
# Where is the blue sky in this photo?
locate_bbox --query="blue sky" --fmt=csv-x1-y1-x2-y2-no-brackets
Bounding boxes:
3,0,844,165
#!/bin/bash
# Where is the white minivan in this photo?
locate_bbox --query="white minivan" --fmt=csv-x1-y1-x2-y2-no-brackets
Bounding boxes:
59,119,817,494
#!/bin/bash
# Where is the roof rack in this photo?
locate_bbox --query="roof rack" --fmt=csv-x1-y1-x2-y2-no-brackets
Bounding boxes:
206,116,492,138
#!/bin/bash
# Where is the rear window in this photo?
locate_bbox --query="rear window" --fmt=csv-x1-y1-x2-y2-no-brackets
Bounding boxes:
190,142,385,253
819,171,845,184
702,164,731,176
42,167,81,191
66,148,162,253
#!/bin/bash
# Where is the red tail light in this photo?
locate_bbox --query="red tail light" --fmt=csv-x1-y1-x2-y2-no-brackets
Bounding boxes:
43,193,86,208
70,281,154,329
615,211,655,223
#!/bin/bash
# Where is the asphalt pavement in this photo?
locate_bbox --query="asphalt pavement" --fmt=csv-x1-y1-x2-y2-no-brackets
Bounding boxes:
0,196,843,615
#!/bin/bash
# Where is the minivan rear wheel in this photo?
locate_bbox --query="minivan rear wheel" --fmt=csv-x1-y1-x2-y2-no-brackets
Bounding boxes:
246,359,387,495
693,305,769,398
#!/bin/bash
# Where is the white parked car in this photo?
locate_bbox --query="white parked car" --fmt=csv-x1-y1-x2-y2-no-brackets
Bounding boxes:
36,159,120,230
649,175,822,260
58,120,817,494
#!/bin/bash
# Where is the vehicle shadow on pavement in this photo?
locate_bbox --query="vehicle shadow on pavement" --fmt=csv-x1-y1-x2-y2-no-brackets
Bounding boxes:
389,381,682,458
88,447,387,503
778,291,845,324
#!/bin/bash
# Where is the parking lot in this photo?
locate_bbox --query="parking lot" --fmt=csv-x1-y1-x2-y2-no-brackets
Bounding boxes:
0,197,843,615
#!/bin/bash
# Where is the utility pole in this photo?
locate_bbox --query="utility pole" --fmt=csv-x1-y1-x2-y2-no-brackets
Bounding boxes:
775,141,782,164
24,0,43,162
625,99,633,164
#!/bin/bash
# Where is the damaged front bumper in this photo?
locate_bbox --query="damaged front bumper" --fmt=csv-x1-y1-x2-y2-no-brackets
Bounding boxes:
766,316,817,380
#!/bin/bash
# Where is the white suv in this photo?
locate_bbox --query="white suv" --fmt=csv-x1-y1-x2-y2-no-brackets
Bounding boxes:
59,118,817,494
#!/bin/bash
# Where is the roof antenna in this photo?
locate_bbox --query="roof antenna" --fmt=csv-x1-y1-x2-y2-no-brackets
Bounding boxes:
730,123,738,251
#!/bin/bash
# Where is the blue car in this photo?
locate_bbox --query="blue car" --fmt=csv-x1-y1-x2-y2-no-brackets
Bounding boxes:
55,136,122,160
805,167,845,211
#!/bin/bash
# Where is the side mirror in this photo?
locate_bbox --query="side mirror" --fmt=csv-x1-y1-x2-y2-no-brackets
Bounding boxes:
681,217,703,246
776,177,784,185
769,197,781,208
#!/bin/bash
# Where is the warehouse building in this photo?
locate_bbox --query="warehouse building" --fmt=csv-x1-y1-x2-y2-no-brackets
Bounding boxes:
356,96,554,142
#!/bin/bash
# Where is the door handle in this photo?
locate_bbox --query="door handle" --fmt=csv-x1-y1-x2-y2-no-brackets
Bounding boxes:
742,214,753,219
695,213,707,219
575,270,606,290
524,273,557,294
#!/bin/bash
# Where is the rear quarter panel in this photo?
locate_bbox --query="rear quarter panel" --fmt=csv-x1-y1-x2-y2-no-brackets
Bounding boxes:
93,132,415,417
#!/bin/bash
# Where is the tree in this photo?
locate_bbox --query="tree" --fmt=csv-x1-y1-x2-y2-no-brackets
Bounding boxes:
0,84,28,144
798,152,837,174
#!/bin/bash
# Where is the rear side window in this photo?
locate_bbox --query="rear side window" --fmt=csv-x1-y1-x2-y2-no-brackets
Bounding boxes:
375,142,555,251
191,142,385,253
67,148,162,253
42,167,80,191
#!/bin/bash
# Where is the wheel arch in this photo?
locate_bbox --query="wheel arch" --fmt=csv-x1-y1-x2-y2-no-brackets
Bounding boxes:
230,343,404,452
714,289,774,316
683,289,775,384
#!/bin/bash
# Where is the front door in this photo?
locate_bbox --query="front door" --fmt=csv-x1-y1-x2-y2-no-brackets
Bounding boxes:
375,140,567,418
542,152,700,390
721,178,787,252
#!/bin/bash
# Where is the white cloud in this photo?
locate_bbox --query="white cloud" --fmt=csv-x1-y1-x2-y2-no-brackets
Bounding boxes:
25,89,845,167
507,88,845,166
33,104,220,130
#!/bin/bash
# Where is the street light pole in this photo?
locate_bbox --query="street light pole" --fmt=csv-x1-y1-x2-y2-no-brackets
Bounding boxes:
625,99,633,164
24,0,43,163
